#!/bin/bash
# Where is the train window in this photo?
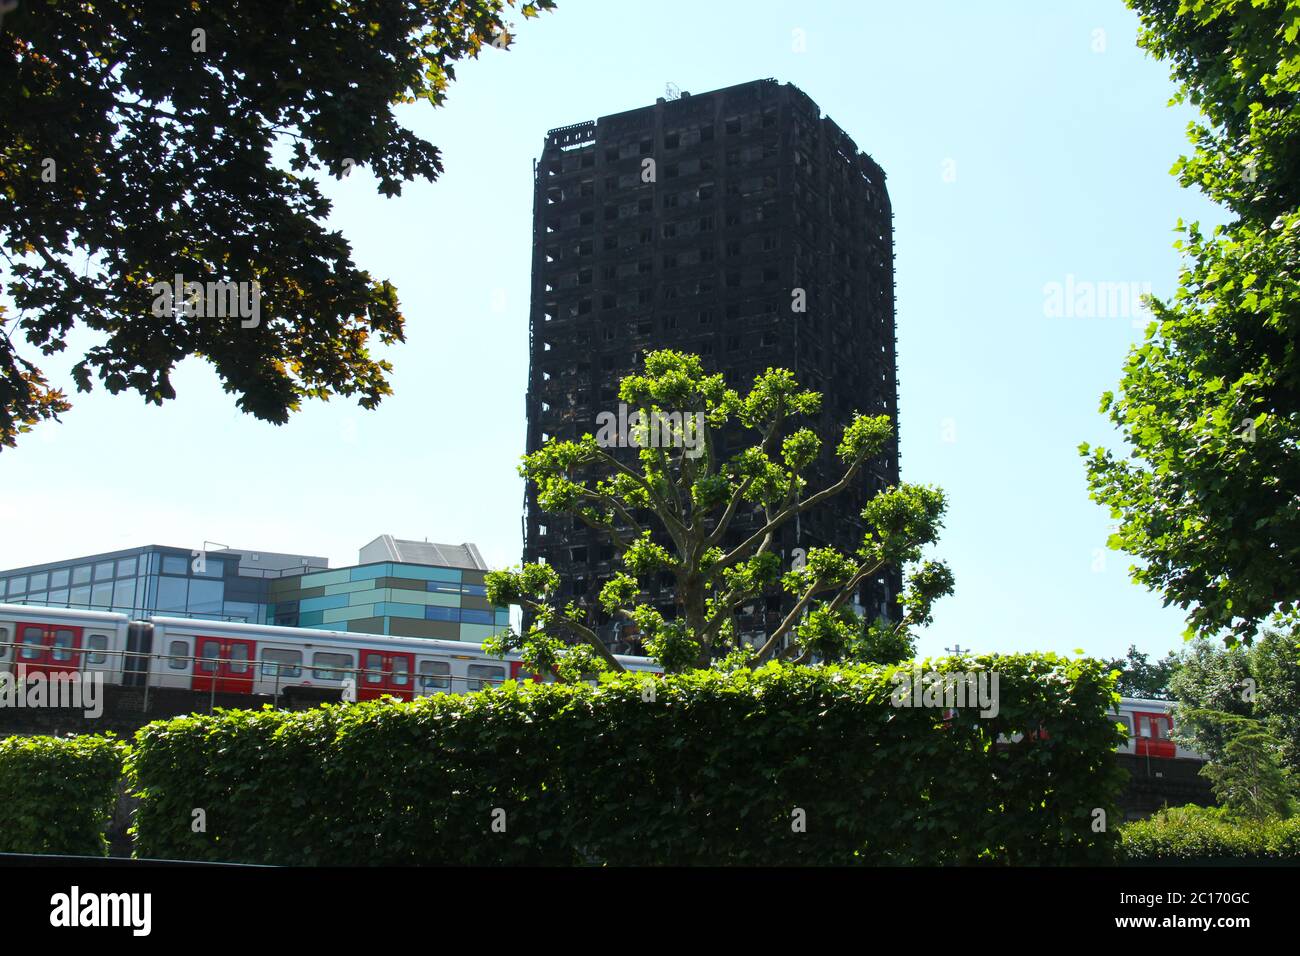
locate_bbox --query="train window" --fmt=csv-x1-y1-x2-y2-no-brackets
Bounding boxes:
19,626,43,659
363,653,384,684
199,642,219,673
87,634,108,665
419,660,451,691
168,641,189,670
467,664,504,691
391,656,410,686
262,649,303,678
1119,715,1133,737
227,643,250,674
1150,717,1169,739
312,652,353,681
0,626,9,660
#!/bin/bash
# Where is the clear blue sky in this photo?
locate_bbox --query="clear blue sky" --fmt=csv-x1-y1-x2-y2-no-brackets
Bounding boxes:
0,0,1223,662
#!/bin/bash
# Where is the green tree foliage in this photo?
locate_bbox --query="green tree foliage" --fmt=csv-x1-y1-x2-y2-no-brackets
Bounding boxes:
129,655,1124,865
1170,630,1300,772
1080,0,1300,644
1179,710,1297,820
0,0,554,448
0,734,128,855
1103,644,1181,699
1119,804,1300,861
486,351,953,676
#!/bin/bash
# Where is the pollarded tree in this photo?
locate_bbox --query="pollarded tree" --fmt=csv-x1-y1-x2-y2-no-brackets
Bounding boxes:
0,0,554,448
485,351,953,679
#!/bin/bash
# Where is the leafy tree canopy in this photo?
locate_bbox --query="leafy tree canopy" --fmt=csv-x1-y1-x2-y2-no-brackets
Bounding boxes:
1180,709,1296,821
1081,0,1300,644
486,351,953,678
0,0,554,448
1170,629,1300,774
1104,644,1181,699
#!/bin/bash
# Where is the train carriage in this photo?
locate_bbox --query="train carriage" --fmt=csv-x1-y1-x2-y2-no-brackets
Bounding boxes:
140,613,661,700
0,604,131,684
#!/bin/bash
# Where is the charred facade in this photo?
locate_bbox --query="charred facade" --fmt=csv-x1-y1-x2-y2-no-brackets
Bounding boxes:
523,79,900,654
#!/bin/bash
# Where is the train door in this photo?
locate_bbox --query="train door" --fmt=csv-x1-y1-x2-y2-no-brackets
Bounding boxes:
12,621,82,678
358,648,415,701
1134,711,1175,759
509,661,546,683
192,636,256,694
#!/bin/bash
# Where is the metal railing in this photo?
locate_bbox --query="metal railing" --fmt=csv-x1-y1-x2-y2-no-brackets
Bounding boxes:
0,639,520,714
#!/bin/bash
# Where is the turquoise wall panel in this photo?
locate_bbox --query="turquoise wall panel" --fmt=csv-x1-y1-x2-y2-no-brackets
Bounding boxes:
459,623,498,644
374,602,426,619
322,605,375,624
324,580,375,597
298,569,351,589
348,588,385,607
349,564,393,582
299,593,351,613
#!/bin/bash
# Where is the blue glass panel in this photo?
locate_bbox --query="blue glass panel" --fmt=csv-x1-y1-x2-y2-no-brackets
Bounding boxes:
156,576,188,612
90,582,114,608
425,606,458,622
187,579,224,614
461,609,494,625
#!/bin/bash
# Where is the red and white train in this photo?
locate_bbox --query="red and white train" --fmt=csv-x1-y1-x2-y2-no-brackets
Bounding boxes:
0,603,1202,759
0,603,659,701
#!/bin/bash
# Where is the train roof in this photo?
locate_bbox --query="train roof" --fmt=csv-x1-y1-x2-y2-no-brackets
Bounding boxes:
147,614,659,666
0,603,130,625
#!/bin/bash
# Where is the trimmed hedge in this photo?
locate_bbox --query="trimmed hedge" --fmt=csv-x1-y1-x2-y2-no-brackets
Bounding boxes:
129,655,1126,865
0,734,128,856
1119,805,1300,862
